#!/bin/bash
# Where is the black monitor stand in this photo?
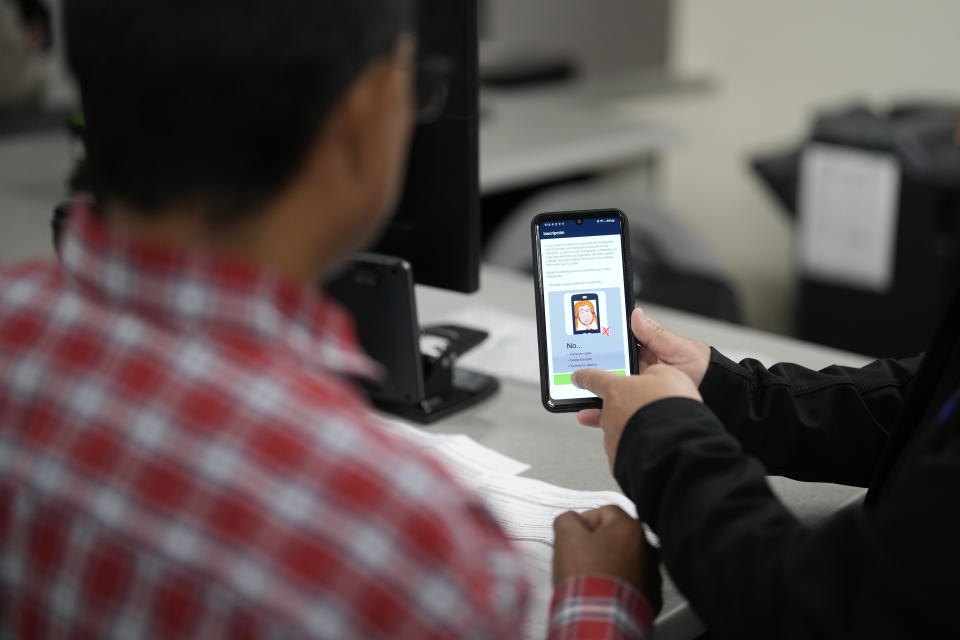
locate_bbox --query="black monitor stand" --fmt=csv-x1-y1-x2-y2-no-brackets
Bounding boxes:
325,254,499,425
391,323,499,424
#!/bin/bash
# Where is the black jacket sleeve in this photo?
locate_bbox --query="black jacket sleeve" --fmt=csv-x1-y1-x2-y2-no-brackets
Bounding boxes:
699,349,921,486
615,398,960,639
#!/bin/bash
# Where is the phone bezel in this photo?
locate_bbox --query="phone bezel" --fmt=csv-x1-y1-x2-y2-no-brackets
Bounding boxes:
531,208,638,413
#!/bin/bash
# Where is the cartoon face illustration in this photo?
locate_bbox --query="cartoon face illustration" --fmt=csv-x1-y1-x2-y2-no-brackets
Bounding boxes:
576,301,596,328
567,293,603,335
574,299,598,331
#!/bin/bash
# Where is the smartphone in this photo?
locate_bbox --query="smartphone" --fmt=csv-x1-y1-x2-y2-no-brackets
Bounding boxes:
531,209,638,412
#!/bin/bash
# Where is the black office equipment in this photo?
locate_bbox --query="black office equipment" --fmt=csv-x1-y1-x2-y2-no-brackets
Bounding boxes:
328,0,498,423
326,255,497,424
752,103,960,358
327,255,424,407
373,0,482,294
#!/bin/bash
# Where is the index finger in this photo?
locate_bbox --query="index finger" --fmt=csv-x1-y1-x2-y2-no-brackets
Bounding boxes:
570,368,617,397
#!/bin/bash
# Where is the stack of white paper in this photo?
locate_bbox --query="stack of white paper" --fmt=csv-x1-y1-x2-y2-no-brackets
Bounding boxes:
471,473,639,544
375,415,652,639
375,416,531,480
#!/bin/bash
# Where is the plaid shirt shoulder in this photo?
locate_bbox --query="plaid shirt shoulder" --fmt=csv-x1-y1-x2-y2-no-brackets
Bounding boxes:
0,212,529,639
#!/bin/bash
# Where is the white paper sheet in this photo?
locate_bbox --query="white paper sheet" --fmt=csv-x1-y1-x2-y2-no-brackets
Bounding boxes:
375,415,531,478
437,305,542,385
376,416,657,545
375,415,653,640
799,144,901,293
476,475,657,640
514,540,554,640
469,473,645,544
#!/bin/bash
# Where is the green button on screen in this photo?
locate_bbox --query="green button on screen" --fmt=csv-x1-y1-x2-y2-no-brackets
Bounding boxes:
554,370,626,385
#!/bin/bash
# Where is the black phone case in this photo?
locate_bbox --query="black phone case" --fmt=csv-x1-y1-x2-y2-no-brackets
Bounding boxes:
530,209,638,413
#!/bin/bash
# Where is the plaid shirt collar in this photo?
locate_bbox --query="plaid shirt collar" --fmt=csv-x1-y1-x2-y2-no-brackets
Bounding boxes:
59,203,379,380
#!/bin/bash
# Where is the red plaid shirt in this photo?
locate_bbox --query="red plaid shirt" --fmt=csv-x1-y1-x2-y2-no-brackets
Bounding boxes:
0,208,652,638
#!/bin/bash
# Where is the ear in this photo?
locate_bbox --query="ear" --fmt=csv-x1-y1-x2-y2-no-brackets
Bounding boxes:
325,38,415,187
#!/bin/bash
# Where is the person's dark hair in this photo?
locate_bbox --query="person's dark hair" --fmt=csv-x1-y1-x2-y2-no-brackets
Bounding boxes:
64,0,415,224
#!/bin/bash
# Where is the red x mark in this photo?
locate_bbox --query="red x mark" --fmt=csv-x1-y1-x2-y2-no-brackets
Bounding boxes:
601,326,610,336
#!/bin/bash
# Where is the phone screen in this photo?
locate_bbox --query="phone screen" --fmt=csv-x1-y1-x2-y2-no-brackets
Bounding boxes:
533,212,634,410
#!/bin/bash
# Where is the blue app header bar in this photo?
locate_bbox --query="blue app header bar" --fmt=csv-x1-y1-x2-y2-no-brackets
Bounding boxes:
538,217,621,240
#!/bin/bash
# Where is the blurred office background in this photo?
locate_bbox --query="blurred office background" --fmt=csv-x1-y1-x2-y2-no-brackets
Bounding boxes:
3,0,960,356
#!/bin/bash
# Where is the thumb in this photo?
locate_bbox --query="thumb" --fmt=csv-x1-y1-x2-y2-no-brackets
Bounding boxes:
631,308,684,362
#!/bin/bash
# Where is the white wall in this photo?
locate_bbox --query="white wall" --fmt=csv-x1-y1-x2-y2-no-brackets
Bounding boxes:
618,0,960,332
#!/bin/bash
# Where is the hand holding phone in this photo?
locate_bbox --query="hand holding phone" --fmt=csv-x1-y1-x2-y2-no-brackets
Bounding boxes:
531,209,638,412
573,364,702,469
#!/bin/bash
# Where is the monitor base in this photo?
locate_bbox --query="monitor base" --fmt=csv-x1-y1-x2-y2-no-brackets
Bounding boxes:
374,367,499,425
